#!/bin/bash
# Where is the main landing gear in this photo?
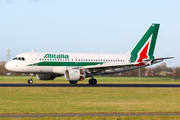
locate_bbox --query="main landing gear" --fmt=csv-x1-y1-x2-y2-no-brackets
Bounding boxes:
69,81,78,84
88,75,97,85
27,74,33,84
89,79,97,85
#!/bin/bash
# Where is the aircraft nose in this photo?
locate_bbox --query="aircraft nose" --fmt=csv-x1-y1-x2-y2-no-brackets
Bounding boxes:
5,62,12,71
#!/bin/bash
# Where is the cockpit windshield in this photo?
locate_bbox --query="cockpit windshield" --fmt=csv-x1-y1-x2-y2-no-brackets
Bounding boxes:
13,57,25,61
13,57,18,60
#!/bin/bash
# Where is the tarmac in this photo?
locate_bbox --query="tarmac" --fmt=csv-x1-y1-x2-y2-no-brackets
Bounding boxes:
1,83,180,87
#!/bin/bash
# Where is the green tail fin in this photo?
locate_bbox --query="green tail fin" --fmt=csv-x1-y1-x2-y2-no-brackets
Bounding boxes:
129,23,160,62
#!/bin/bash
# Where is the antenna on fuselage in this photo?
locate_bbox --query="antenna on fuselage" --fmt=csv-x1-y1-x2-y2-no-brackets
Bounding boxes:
32,50,34,52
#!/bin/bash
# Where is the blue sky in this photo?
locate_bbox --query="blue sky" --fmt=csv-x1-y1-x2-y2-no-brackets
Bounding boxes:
0,0,179,67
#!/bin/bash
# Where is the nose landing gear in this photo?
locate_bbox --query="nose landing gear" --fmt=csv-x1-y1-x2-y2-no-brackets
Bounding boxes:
27,74,33,84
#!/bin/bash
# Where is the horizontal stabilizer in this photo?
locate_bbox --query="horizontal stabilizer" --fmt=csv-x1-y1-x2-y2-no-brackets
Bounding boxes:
143,57,174,65
143,57,174,62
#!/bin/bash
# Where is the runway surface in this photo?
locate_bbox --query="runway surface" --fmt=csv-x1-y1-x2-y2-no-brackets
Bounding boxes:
1,113,180,117
1,83,180,87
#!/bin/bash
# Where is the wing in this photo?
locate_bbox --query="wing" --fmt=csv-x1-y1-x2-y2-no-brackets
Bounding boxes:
82,62,139,73
81,57,174,73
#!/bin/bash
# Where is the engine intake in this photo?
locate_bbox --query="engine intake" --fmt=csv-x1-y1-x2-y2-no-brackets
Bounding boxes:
64,69,86,81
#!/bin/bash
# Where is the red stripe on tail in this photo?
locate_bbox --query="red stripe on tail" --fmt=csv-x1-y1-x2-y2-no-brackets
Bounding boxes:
135,42,149,66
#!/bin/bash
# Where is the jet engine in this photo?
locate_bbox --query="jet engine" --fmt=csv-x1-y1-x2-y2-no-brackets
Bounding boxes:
36,74,56,80
64,69,86,81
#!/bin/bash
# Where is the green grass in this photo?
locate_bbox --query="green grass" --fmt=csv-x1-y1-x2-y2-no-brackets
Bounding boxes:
0,76,179,84
1,87,180,115
1,76,180,120
1,115,180,120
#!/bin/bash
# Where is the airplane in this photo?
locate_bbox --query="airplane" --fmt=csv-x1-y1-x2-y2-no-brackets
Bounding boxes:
5,23,173,85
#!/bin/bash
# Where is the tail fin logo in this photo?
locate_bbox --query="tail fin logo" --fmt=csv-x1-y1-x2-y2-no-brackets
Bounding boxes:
129,24,160,63
136,35,152,62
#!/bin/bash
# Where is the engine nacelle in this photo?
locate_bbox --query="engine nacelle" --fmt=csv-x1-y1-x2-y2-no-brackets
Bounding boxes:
36,74,56,80
64,69,86,81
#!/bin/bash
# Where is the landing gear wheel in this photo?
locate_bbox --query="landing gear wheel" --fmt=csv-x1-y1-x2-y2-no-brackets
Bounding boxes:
28,73,34,84
69,81,78,84
27,79,33,84
89,79,97,85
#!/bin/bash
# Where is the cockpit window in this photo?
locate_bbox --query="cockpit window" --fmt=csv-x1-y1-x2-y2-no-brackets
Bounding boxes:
13,57,18,60
13,57,25,61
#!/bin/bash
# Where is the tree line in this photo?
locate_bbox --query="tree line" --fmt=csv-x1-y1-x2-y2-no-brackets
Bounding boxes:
0,61,180,77
120,62,179,77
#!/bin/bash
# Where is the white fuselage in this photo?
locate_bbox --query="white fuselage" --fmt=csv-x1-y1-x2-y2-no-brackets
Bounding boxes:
5,52,131,74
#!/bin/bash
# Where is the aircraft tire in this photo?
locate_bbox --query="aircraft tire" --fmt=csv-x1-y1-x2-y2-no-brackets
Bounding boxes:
27,79,33,84
69,81,77,84
89,79,97,85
